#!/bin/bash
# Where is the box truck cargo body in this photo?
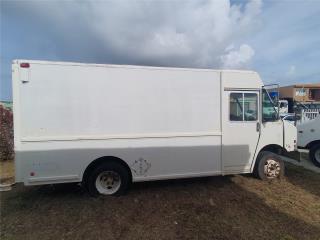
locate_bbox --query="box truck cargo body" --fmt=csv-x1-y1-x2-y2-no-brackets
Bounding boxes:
12,60,297,195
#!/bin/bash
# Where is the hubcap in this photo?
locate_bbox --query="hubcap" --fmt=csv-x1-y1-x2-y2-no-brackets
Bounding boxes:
315,149,320,163
264,159,281,178
95,171,121,195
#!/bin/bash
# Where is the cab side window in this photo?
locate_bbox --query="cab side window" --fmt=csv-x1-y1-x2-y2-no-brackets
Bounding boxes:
230,92,258,121
244,93,258,121
262,89,278,122
230,93,243,121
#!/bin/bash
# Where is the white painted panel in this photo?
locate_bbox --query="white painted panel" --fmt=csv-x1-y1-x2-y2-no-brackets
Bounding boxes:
223,71,263,89
19,63,221,139
17,136,221,184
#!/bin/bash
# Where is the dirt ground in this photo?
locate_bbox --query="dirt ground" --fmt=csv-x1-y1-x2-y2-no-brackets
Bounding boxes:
0,162,319,240
0,160,15,185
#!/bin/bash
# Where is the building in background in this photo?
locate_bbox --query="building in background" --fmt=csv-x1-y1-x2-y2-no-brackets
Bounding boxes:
280,83,320,102
279,83,320,113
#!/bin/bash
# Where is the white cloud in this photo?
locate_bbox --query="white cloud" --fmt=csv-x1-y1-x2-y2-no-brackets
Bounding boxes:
286,65,296,76
2,0,320,101
2,0,263,69
220,44,255,68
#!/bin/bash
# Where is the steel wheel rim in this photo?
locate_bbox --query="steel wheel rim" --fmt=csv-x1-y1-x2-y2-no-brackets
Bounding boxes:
95,171,121,195
264,159,281,178
315,149,320,163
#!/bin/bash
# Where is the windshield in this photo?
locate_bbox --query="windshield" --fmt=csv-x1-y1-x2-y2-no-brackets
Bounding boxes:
262,88,279,122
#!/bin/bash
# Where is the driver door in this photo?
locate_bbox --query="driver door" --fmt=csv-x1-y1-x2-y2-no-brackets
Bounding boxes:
222,90,260,173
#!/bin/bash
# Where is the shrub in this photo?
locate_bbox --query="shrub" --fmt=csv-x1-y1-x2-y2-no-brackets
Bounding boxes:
0,105,14,161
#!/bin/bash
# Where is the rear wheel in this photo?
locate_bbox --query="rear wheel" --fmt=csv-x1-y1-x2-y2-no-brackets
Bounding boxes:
309,143,320,168
254,151,285,180
84,161,130,196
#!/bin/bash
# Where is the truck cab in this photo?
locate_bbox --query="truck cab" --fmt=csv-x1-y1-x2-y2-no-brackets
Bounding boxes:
297,115,320,167
221,73,296,179
260,89,296,154
279,100,289,116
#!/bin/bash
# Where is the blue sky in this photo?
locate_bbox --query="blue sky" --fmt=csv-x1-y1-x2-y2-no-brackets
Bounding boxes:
1,0,320,101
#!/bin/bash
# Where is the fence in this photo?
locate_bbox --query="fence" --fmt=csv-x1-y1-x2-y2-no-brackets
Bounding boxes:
299,108,320,124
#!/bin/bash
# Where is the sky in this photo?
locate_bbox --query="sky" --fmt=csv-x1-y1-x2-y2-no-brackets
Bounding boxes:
1,0,320,101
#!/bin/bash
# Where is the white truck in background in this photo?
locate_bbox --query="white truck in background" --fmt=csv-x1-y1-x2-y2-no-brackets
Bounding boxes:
279,100,289,116
12,60,297,196
297,115,320,167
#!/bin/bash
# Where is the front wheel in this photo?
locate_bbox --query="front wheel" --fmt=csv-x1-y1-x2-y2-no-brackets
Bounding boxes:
84,161,130,196
310,143,320,168
254,151,285,180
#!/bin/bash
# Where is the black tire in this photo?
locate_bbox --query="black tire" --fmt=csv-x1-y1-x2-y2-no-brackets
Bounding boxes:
84,161,130,197
253,151,285,180
309,143,320,168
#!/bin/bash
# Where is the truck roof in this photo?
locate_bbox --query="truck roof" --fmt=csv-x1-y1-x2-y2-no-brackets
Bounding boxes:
13,59,258,75
282,83,320,88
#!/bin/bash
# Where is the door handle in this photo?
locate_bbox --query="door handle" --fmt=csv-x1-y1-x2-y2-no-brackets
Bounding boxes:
256,122,260,132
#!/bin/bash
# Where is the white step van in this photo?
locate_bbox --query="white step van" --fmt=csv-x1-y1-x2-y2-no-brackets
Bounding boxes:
12,60,297,195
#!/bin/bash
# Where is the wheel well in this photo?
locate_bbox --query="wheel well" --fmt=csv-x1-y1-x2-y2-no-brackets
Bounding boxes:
307,140,320,149
258,144,285,155
253,144,285,173
82,156,132,183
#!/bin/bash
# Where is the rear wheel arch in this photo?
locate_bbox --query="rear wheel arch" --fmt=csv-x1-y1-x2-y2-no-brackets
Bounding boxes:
82,156,132,184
